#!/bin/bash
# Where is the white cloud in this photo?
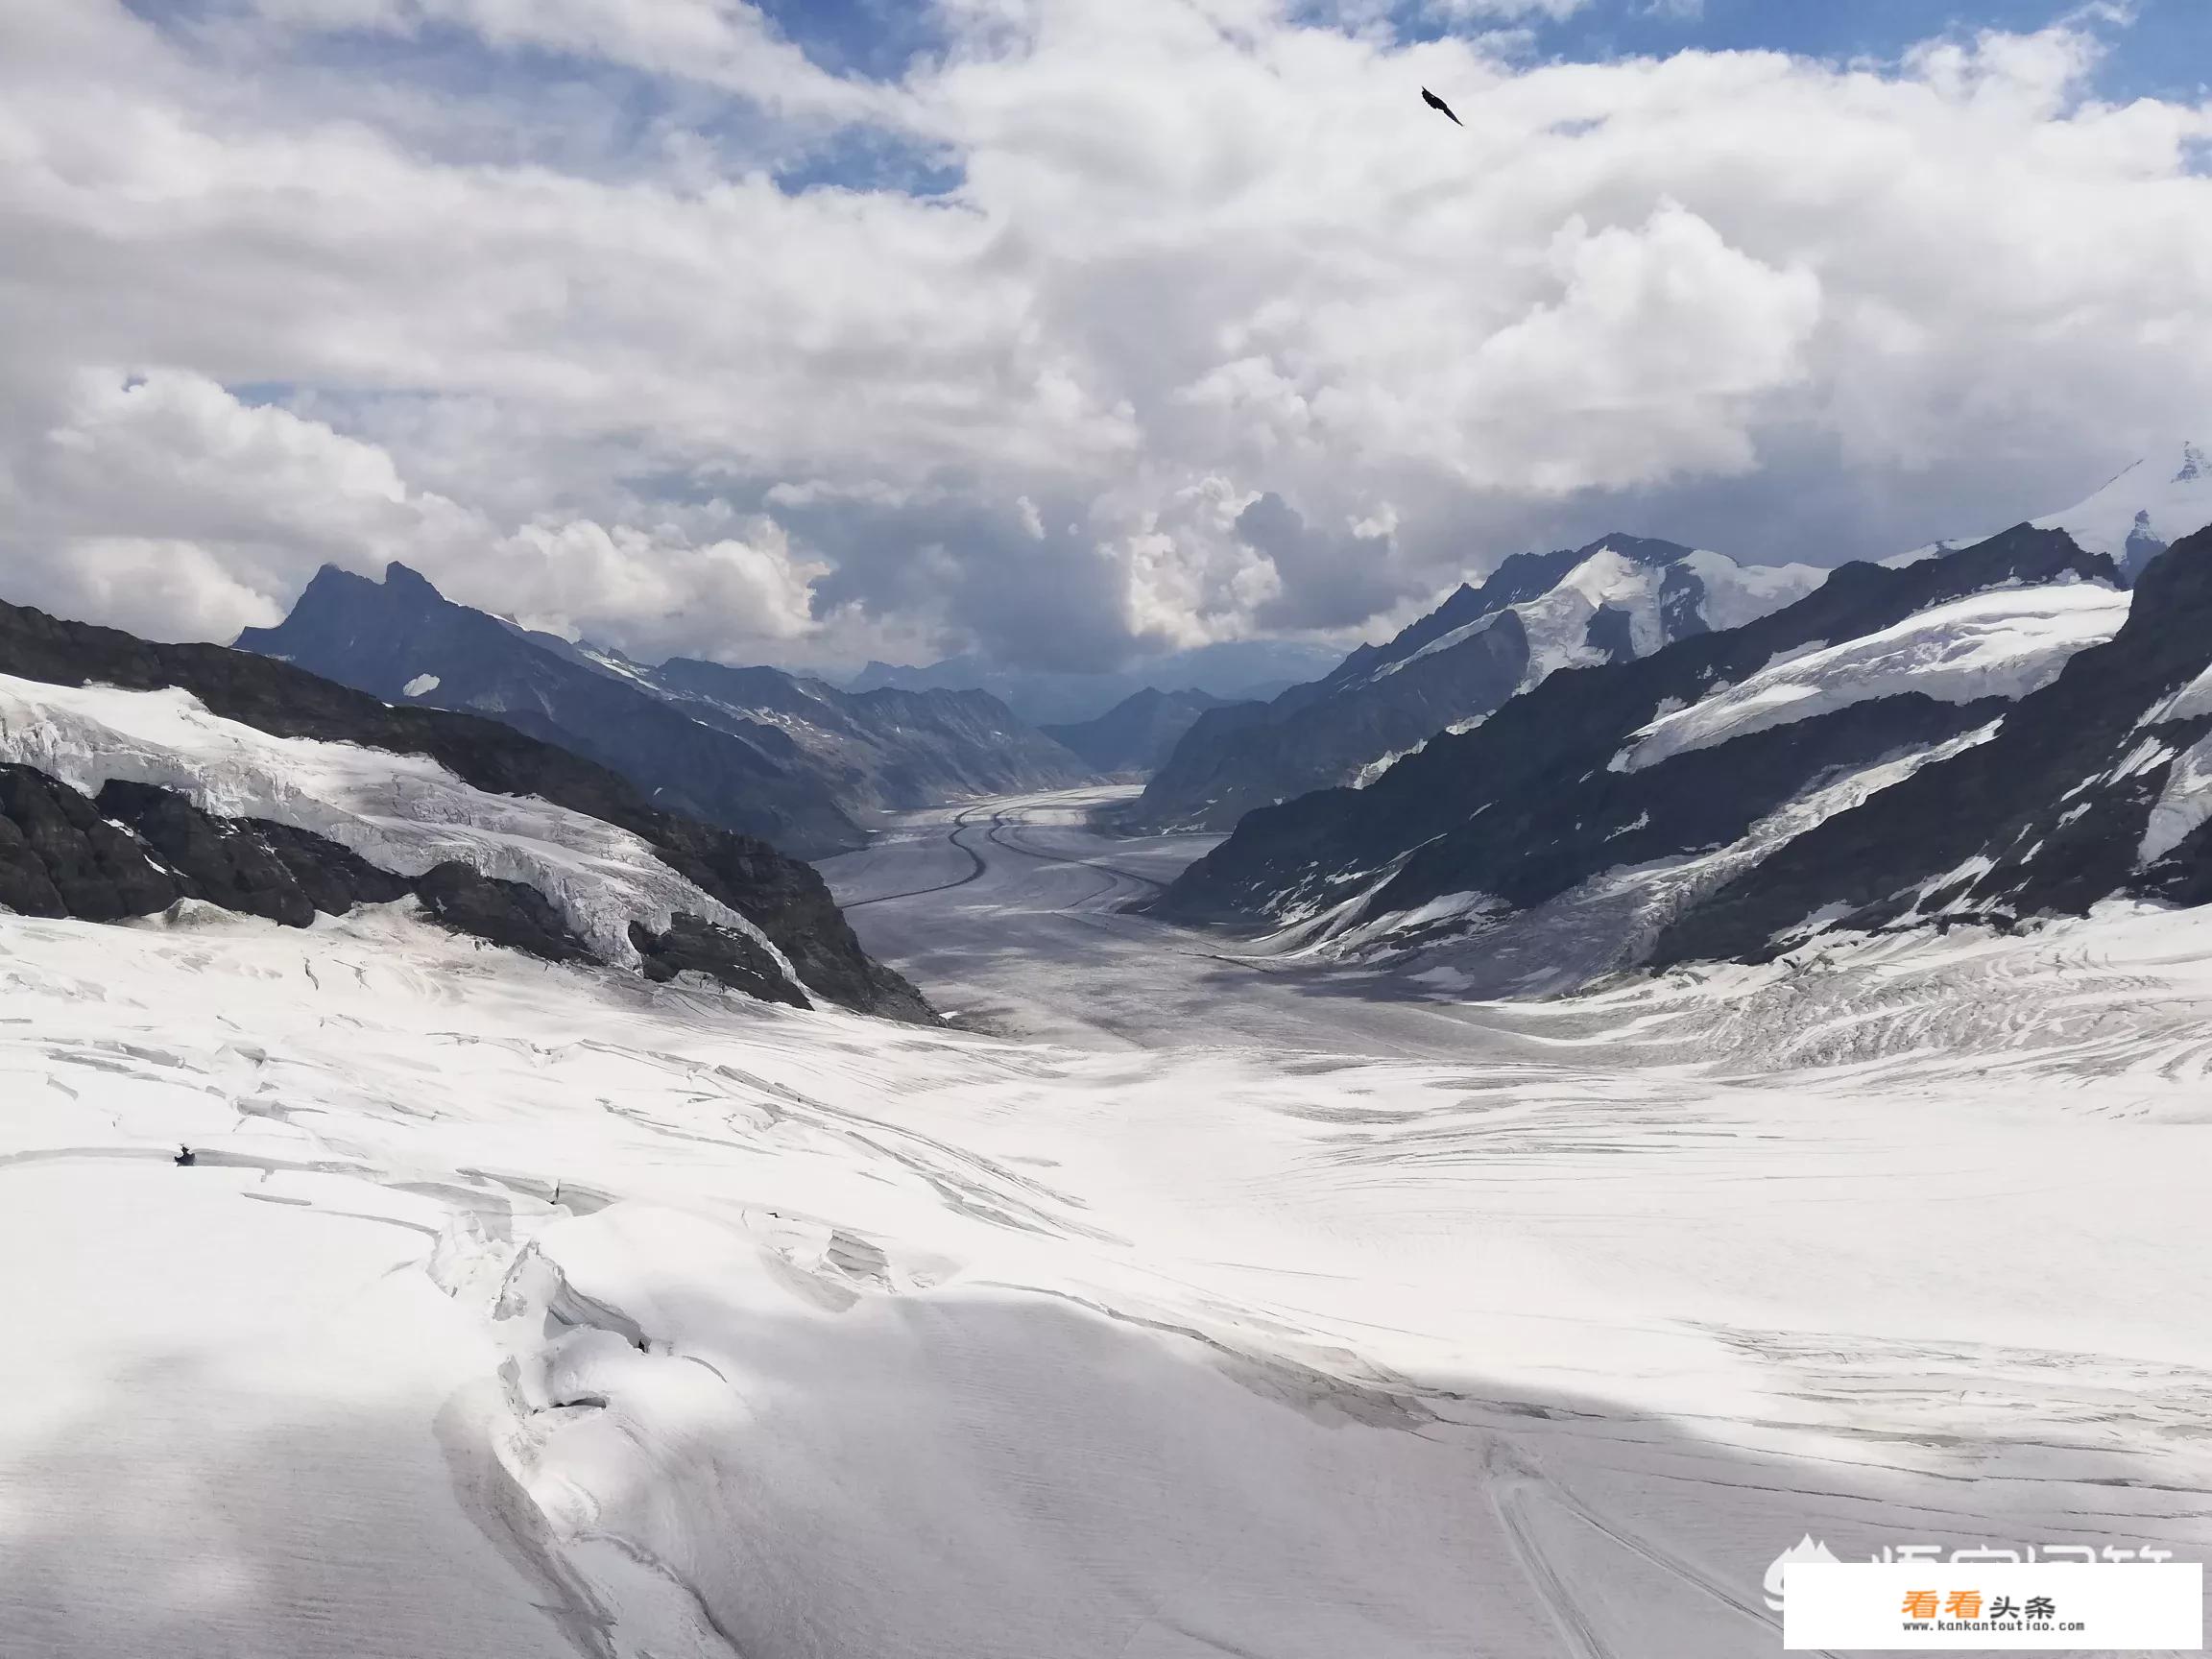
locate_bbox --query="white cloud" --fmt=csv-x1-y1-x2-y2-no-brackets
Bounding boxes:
248,0,908,124
0,0,2208,670
1421,0,1590,23
0,369,830,661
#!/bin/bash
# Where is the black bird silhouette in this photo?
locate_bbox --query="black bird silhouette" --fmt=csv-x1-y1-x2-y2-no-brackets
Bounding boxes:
1422,87,1463,127
174,1144,195,1166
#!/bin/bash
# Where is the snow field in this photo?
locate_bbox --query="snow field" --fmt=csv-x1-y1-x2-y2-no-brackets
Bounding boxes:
6,890,2212,1656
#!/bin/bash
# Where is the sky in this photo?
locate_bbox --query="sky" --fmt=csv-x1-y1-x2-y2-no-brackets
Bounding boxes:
1,0,2208,676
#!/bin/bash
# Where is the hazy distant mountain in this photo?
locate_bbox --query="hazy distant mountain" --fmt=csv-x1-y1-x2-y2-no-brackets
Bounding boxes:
1039,687,1232,776
849,637,1343,727
646,657,1095,810
237,565,1094,857
1120,534,1824,834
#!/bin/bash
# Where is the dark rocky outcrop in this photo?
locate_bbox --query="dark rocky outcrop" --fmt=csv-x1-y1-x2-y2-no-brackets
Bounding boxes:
3,769,594,963
1039,687,1233,776
628,914,809,1009
0,766,185,921
0,595,934,1022
97,779,411,926
643,827,935,1024
413,862,596,964
1157,524,2117,933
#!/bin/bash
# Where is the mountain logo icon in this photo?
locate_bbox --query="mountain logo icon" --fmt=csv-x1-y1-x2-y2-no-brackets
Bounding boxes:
1764,1534,1842,1610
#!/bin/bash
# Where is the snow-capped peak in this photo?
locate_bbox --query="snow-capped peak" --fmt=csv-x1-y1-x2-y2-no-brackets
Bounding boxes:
2032,442,2211,576
1370,541,1821,687
1886,442,2212,578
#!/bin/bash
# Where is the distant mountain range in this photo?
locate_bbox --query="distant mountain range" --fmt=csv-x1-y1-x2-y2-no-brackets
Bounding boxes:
0,592,932,1022
1151,444,2212,994
849,637,1343,728
1039,687,1232,776
237,564,1094,858
1119,533,1825,833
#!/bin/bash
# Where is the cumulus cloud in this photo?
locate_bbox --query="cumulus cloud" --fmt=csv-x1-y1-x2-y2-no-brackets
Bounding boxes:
0,0,2208,671
0,370,830,660
246,0,907,124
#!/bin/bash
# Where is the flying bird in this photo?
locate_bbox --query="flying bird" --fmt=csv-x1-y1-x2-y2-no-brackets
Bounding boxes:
1422,87,1463,127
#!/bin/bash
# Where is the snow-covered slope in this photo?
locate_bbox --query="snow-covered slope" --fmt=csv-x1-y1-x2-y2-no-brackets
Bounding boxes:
0,675,785,972
1614,584,2127,774
1123,534,1822,833
2035,441,2212,577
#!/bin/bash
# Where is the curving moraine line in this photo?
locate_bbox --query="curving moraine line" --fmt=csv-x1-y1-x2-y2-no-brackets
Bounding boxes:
839,805,994,909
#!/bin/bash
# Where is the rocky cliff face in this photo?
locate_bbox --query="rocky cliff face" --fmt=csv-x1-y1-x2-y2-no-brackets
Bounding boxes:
1120,534,1824,834
0,594,934,1022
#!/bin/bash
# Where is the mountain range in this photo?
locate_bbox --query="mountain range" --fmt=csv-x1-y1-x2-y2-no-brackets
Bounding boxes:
1119,533,1825,833
236,564,1094,858
0,593,932,1022
1151,444,2212,996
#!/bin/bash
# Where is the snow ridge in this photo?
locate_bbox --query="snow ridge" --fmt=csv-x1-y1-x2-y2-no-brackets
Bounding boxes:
1614,586,2128,774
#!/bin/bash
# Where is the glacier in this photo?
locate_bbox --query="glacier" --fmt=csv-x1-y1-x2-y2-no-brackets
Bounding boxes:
8,788,2212,1658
